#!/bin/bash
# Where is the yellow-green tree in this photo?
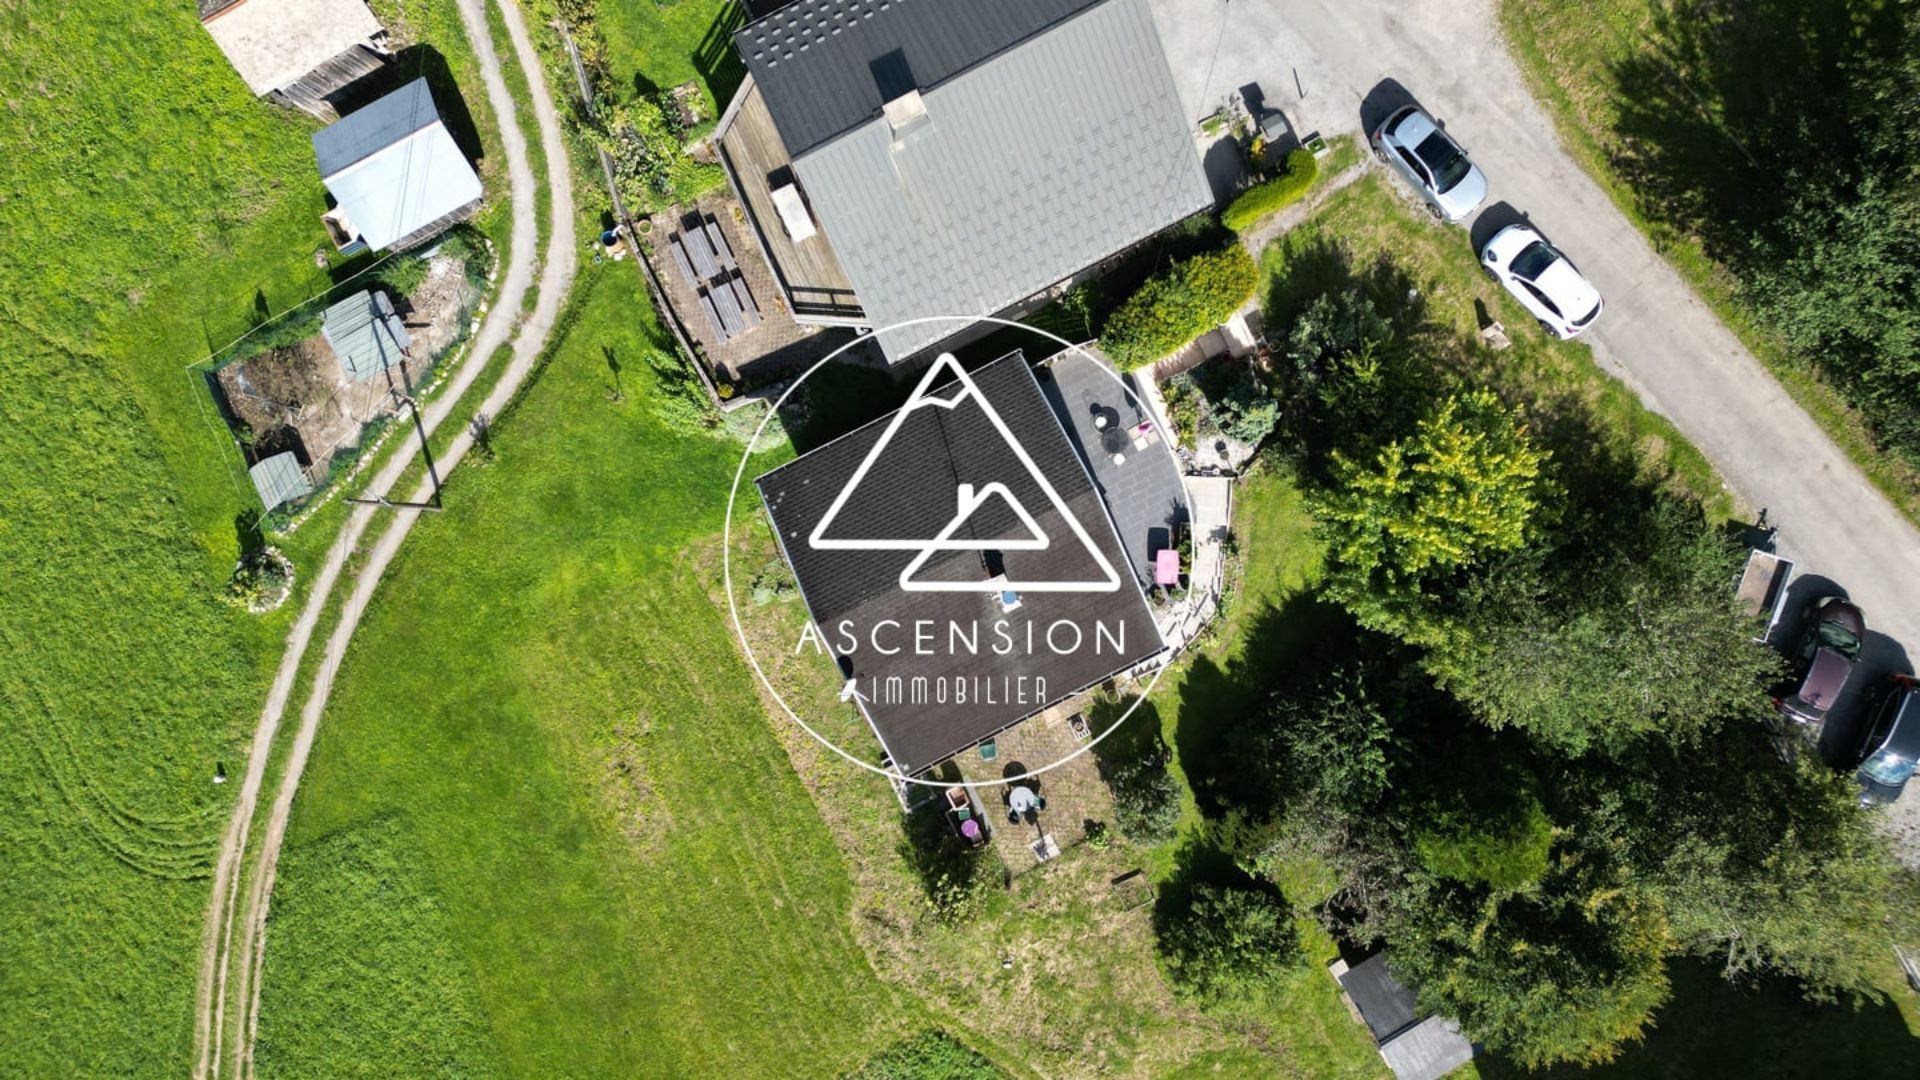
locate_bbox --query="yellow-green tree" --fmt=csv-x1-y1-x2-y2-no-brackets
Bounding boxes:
1313,389,1546,642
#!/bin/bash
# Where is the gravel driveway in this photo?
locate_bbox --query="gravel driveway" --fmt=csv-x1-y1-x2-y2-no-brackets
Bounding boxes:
1148,0,1920,855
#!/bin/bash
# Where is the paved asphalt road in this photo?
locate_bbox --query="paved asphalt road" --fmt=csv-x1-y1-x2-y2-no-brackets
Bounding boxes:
1147,0,1920,854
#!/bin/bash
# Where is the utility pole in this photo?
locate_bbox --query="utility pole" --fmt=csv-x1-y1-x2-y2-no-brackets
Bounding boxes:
348,292,445,512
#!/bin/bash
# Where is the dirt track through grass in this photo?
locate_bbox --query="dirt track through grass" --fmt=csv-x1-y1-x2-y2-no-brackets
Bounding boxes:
192,1,576,1076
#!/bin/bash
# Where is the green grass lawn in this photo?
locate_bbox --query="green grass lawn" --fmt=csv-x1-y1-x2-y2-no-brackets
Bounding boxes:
0,2,504,1074
594,0,746,120
251,817,506,1078
1497,0,1920,523
259,265,911,1079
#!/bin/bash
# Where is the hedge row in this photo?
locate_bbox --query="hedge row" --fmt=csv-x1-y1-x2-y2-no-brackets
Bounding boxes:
1222,148,1318,233
1102,246,1260,370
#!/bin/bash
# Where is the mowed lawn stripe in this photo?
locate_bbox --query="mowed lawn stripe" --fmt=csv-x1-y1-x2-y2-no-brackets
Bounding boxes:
269,266,906,1078
0,3,358,1073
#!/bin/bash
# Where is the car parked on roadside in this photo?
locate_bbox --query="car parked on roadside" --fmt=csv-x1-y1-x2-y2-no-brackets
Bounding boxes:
1480,225,1605,339
1855,675,1919,807
1370,104,1488,222
1775,596,1866,727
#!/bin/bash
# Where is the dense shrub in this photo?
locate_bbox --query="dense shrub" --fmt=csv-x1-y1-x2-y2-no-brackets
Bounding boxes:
1413,794,1553,892
1313,389,1547,642
1102,246,1259,370
1161,374,1202,445
1228,664,1402,815
376,254,430,298
1191,357,1278,448
641,348,719,432
1155,881,1300,1002
1386,844,1672,1070
842,1030,1008,1080
1222,149,1319,232
586,93,721,213
1108,762,1182,842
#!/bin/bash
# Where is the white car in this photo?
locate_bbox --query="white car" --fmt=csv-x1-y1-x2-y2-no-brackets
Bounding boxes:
1480,225,1604,339
1370,104,1488,223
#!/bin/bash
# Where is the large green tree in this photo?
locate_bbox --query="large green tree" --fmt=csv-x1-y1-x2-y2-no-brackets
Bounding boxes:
1314,389,1546,644
1572,719,1902,998
1742,5,1920,459
1430,501,1782,755
1387,844,1673,1069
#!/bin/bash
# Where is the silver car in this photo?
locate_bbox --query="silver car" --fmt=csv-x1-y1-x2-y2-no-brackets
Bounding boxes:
1370,104,1488,222
1481,224,1604,339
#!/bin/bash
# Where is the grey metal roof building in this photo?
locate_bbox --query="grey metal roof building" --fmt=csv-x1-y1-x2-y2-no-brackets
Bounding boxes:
724,0,1212,362
313,78,482,252
321,289,411,381
756,352,1164,774
1336,954,1478,1080
248,451,312,512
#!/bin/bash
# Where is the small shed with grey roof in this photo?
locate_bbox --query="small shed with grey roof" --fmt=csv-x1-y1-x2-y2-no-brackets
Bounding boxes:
248,451,312,512
724,0,1212,362
1335,954,1478,1080
322,290,411,381
201,0,389,118
314,78,483,253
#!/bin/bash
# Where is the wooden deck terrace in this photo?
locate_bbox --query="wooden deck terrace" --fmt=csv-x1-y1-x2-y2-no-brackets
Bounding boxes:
716,81,865,323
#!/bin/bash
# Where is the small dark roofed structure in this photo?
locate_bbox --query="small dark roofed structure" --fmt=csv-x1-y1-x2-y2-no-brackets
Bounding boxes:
1336,954,1477,1080
723,0,1212,362
249,451,312,512
322,289,410,381
314,78,482,254
757,351,1164,774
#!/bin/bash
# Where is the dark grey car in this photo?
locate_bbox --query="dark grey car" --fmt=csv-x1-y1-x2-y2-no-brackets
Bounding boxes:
1855,675,1920,807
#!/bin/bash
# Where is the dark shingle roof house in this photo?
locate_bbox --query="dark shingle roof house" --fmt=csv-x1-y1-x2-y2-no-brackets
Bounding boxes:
756,351,1165,774
717,0,1211,362
321,290,410,382
201,0,390,118
1335,954,1478,1080
313,78,483,254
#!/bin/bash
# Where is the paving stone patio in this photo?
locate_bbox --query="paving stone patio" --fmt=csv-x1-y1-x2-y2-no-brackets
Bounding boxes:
953,693,1122,877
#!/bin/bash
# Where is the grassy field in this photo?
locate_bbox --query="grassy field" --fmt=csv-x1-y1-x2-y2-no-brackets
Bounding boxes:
252,817,505,1078
0,2,504,1075
1497,0,1920,522
259,265,912,1079
594,0,746,117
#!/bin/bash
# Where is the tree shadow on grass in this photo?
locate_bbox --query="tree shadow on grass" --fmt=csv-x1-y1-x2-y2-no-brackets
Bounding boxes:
692,1,750,113
1155,828,1268,918
781,357,911,453
897,760,1007,919
1602,0,1901,267
1172,595,1359,819
1475,959,1919,1080
1087,694,1169,778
